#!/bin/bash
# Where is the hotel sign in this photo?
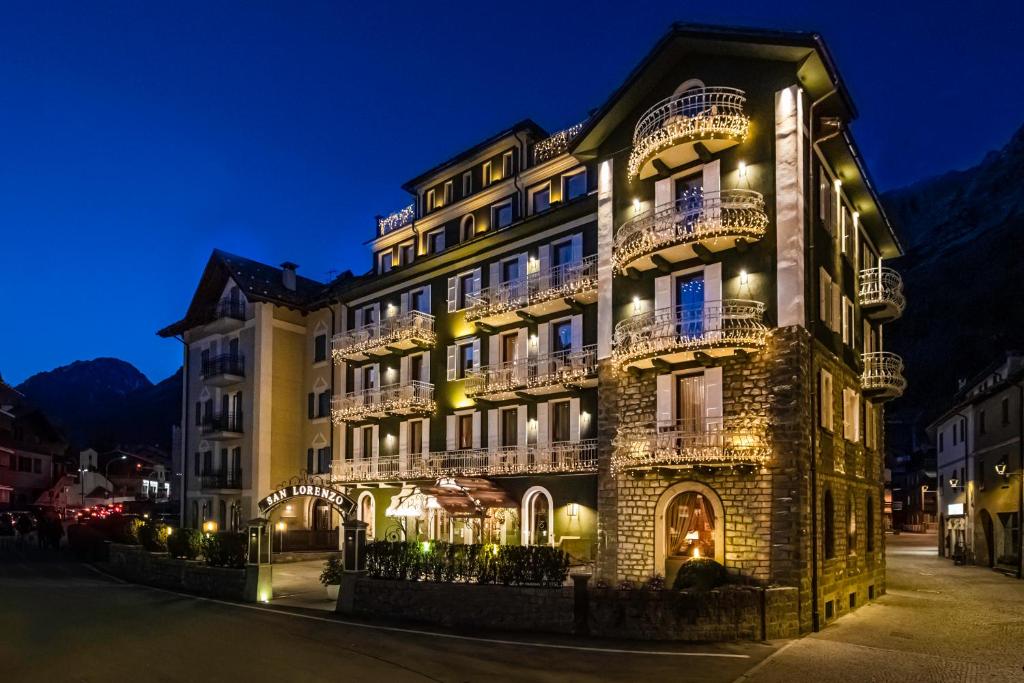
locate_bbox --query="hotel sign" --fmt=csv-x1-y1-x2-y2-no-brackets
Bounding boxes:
257,484,356,516
947,503,964,516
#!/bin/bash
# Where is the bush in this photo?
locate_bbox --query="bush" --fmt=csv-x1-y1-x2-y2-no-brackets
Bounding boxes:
365,541,569,587
67,524,108,561
95,516,143,545
672,558,727,591
201,531,247,568
320,556,344,586
138,521,171,552
166,527,202,560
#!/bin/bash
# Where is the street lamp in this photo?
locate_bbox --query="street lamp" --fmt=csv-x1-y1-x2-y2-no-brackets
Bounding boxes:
273,521,287,563
104,455,127,502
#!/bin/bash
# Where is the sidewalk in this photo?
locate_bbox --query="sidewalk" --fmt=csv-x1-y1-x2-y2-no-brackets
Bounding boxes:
740,533,1024,682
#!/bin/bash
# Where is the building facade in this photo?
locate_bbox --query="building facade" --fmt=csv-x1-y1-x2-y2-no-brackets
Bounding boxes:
160,24,906,630
0,379,69,508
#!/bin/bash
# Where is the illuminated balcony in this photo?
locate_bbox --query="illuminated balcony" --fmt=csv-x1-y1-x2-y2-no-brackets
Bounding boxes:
330,440,598,483
859,267,905,321
331,311,435,362
205,298,247,334
330,381,435,423
201,353,245,387
200,412,244,441
861,352,906,401
628,87,749,180
613,300,767,370
465,255,598,327
614,190,767,273
611,419,769,472
465,345,598,400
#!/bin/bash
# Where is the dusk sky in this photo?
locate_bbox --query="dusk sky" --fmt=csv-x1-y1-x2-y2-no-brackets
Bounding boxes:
2,0,1022,386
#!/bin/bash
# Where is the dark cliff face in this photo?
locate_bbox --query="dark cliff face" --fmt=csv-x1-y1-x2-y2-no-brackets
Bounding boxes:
883,123,1024,440
17,358,180,451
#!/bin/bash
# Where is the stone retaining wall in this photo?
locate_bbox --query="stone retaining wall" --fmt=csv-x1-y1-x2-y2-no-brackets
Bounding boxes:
106,543,247,601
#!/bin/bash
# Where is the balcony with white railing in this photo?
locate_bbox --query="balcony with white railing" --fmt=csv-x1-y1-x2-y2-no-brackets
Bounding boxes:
330,440,599,483
612,419,769,472
861,352,906,401
614,190,767,273
465,346,599,400
859,267,905,321
628,87,749,180
613,300,768,370
331,310,436,362
330,381,435,423
465,255,598,326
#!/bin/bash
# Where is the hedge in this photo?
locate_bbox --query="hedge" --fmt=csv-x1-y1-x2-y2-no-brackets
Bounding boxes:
166,527,202,560
365,541,569,587
201,531,247,568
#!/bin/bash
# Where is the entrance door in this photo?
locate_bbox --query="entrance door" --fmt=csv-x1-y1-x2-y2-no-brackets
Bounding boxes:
676,373,705,435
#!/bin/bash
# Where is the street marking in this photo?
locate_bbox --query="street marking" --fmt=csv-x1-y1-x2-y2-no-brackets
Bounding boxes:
83,564,750,659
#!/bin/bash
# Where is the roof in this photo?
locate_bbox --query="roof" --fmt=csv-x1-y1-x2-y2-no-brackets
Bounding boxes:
400,119,548,193
158,249,328,337
928,351,1024,430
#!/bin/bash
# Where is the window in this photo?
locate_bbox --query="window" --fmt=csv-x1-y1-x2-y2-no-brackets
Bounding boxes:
462,171,472,196
824,490,836,559
307,392,315,419
409,354,424,384
306,447,314,473
314,334,327,363
818,268,832,328
318,391,331,419
1002,397,1010,425
847,498,856,555
531,183,551,214
820,369,834,431
427,229,445,254
400,242,415,266
458,273,475,309
458,414,473,449
361,426,373,459
17,457,31,472
410,420,423,454
501,332,518,363
426,188,436,211
482,161,493,186
443,181,453,205
979,410,987,435
977,457,986,490
458,343,474,379
501,258,520,284
843,388,860,442
551,401,570,443
502,151,514,179
563,169,587,201
460,214,475,242
551,320,572,353
939,432,944,452
501,408,518,447
665,490,716,561
380,251,394,273
492,202,513,229
317,447,331,474
552,239,574,267
842,297,854,346
410,288,428,313
362,365,377,390
676,373,706,431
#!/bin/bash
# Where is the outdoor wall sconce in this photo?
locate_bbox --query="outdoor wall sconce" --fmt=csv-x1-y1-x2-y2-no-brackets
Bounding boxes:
737,161,747,180
566,502,579,518
949,477,960,489
202,520,218,534
995,462,1008,477
740,270,749,286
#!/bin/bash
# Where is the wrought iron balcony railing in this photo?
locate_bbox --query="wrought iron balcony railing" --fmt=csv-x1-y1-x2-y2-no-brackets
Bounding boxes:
464,345,598,399
330,381,435,423
628,87,749,179
201,353,245,380
331,310,436,361
613,300,767,369
213,298,247,321
612,419,769,472
330,440,598,483
861,352,906,400
200,469,243,490
465,255,598,323
614,190,767,272
859,267,905,320
200,411,244,436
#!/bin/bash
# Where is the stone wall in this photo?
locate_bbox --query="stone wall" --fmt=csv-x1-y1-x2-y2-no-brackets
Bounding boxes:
106,543,248,601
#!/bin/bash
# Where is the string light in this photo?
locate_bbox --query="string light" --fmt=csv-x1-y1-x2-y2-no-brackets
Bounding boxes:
610,419,771,474
465,256,597,322
533,121,586,164
331,383,436,424
377,204,415,236
332,310,436,362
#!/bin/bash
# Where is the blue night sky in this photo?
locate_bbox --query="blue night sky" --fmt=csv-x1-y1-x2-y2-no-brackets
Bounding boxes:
2,0,1021,385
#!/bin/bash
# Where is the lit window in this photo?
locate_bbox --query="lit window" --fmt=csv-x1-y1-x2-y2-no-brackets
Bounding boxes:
502,151,514,179
426,189,436,212
458,273,475,309
400,242,415,266
482,161,492,186
443,181,453,205
457,343,474,378
563,169,587,201
462,171,472,197
492,202,513,229
458,414,473,449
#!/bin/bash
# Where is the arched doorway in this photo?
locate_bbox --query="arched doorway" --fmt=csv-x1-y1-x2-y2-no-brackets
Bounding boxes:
655,482,725,586
357,492,375,540
521,486,553,546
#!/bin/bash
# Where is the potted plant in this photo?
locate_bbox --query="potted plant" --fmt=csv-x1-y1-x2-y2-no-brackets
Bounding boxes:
320,556,343,600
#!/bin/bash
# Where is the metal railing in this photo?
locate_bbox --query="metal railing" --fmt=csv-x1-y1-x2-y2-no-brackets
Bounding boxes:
465,255,598,321
859,267,905,316
200,411,244,435
465,346,598,397
330,381,435,422
628,87,749,179
612,419,769,470
201,353,245,379
213,298,246,321
331,440,598,482
331,310,436,360
200,469,243,489
614,190,767,270
861,352,906,397
613,300,767,366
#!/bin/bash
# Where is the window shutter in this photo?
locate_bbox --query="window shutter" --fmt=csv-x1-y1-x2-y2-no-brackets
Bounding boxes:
831,282,841,332
537,244,550,279
656,374,673,426
306,448,314,473
307,393,315,419
421,351,431,382
702,159,721,196
399,420,408,457
472,338,481,371
570,397,581,441
421,418,430,457
446,415,457,451
537,403,549,447
488,409,499,450
489,333,500,366
654,177,672,209
400,355,410,385
371,303,380,324
819,268,830,324
517,405,528,450
447,276,458,313
517,252,527,279
538,322,549,358
371,425,379,459
704,262,722,304
472,268,482,296
400,291,409,314
353,427,362,459
820,369,833,430
489,262,500,287
422,284,432,314
571,234,582,263
705,367,723,429
571,314,583,353
654,275,671,312
472,412,481,449
446,345,457,381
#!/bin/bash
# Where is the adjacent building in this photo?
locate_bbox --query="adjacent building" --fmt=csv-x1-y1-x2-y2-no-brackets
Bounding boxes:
0,378,70,508
160,24,906,630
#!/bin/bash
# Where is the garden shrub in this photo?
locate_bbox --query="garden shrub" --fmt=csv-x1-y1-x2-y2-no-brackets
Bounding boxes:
67,524,108,561
201,531,247,568
138,520,171,552
365,541,569,587
166,527,202,560
320,557,344,586
672,558,727,591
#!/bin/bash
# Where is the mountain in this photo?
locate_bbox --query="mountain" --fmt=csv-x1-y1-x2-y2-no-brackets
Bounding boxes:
883,123,1024,438
16,358,181,451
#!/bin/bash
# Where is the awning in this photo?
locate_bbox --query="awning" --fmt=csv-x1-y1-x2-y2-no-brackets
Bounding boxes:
385,485,441,518
420,478,519,518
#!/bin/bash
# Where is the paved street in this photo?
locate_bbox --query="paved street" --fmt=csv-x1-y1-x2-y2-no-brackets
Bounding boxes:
743,534,1024,682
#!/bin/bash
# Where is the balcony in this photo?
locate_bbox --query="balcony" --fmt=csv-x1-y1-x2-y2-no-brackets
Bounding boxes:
861,352,906,401
465,345,598,400
465,255,598,327
330,381,435,423
206,298,247,334
613,300,768,370
200,469,243,490
330,440,598,483
627,87,749,180
332,311,436,362
200,412,243,440
612,419,770,472
201,353,245,387
614,190,767,273
859,267,905,321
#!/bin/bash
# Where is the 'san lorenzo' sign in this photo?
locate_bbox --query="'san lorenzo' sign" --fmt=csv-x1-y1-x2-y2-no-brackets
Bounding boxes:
257,484,356,516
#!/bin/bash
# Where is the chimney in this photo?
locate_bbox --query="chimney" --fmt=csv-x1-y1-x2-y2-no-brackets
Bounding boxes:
280,262,298,291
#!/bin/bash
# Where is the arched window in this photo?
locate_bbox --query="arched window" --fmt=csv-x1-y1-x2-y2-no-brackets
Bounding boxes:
358,492,375,539
866,496,875,552
521,486,554,546
460,214,475,242
655,482,725,584
847,498,856,555
824,490,835,559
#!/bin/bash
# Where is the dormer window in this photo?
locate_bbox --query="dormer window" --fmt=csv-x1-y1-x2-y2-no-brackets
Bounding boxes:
462,171,472,197
380,251,394,273
530,182,551,214
502,151,514,179
427,229,445,254
425,189,436,212
482,161,493,187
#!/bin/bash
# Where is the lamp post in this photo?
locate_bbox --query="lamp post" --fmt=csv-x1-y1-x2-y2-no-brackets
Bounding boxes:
104,455,127,503
274,521,286,563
